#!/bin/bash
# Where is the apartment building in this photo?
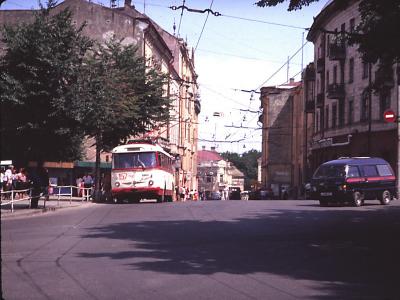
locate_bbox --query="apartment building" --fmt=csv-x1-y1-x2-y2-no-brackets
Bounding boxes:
305,0,399,173
0,0,200,191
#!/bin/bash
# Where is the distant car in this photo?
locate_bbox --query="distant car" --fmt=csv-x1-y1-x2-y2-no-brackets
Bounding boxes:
311,157,396,207
208,191,222,200
229,187,241,200
240,191,249,201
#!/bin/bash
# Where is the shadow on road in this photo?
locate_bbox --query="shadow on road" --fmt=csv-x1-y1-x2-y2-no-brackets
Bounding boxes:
79,203,400,299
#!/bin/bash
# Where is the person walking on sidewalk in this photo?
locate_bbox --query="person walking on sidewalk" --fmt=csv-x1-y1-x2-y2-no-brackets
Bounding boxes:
30,161,49,208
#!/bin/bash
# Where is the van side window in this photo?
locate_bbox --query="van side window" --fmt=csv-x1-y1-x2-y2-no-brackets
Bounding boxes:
361,165,378,177
376,164,393,176
347,166,360,178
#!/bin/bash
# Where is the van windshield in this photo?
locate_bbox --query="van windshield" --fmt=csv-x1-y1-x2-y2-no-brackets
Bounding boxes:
313,165,346,179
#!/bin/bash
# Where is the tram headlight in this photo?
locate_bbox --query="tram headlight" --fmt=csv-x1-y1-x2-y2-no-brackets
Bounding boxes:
148,180,154,186
115,181,120,187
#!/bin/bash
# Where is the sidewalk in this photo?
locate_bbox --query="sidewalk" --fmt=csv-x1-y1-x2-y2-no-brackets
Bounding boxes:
1,196,93,219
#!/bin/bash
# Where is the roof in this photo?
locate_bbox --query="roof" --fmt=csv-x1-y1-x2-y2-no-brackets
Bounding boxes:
322,157,390,166
230,166,244,178
197,150,224,163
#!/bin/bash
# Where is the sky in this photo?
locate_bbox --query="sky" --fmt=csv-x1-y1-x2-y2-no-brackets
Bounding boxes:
1,0,328,154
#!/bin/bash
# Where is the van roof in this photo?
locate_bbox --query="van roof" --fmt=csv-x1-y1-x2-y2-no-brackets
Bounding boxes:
323,157,389,166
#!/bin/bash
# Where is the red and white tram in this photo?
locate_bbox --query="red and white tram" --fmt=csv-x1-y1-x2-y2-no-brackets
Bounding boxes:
111,141,174,203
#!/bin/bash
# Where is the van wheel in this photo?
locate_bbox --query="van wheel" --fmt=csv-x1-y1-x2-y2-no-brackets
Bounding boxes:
352,191,364,207
380,190,391,205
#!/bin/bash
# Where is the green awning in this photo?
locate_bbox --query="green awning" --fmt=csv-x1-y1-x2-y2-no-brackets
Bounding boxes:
74,161,111,169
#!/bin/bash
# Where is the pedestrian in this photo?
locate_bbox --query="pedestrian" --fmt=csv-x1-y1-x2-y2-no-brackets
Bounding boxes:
180,186,186,201
29,161,49,208
82,173,93,198
76,176,83,197
16,168,28,198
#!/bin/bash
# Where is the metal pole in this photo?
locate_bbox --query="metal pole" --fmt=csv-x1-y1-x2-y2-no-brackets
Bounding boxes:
58,186,60,206
70,186,72,204
301,32,304,73
11,190,14,213
287,56,290,82
368,63,372,153
397,71,400,199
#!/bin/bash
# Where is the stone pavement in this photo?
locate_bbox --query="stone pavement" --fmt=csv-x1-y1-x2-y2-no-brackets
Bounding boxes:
1,196,93,219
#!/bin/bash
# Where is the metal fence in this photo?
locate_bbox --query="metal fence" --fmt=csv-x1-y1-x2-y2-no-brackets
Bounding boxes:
1,185,92,213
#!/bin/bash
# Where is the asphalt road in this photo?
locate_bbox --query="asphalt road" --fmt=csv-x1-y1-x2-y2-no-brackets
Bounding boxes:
2,200,400,300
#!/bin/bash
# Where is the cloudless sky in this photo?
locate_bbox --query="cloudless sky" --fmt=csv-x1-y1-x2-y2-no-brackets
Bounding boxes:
1,0,328,154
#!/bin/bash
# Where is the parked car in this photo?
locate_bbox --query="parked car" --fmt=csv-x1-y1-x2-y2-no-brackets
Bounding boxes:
208,191,222,200
311,157,396,207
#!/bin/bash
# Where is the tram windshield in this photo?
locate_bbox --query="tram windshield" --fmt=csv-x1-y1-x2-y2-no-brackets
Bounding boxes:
113,152,157,169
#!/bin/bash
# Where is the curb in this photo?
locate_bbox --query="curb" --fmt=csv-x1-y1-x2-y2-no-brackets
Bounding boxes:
1,201,92,219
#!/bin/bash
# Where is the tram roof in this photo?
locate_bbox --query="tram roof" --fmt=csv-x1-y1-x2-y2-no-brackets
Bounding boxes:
112,143,170,155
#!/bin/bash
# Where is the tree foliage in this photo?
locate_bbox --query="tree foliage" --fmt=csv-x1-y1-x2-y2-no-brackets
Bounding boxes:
75,38,171,153
0,1,92,162
221,150,261,189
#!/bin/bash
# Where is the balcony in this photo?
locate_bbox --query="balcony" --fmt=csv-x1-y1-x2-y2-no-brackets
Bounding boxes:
316,57,325,73
316,93,324,107
328,43,346,60
305,100,315,112
375,67,394,88
327,83,345,99
304,64,315,81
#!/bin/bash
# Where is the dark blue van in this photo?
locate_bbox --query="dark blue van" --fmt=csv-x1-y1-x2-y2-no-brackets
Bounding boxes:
311,157,396,207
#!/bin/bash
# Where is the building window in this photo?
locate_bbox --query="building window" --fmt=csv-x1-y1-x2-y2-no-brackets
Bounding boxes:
362,62,369,79
333,65,337,84
380,91,391,119
348,98,354,125
220,174,223,183
325,105,329,129
326,70,330,90
332,103,337,128
361,92,369,122
316,110,320,133
320,108,324,131
350,18,355,32
349,58,354,83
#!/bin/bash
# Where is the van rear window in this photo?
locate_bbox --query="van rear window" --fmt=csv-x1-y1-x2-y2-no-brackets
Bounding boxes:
376,164,393,176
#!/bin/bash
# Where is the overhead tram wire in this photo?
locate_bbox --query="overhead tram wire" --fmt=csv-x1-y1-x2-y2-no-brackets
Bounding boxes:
177,0,186,37
194,0,214,51
169,5,307,31
221,14,307,30
255,40,308,90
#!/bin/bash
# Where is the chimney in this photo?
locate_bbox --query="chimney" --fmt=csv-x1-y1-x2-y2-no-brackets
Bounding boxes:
211,146,216,151
289,78,294,83
202,146,205,150
124,0,131,7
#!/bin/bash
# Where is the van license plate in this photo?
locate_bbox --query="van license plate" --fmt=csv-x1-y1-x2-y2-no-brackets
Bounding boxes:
321,192,332,196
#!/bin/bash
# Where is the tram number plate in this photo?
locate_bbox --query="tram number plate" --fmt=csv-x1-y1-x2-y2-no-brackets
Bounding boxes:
320,192,332,196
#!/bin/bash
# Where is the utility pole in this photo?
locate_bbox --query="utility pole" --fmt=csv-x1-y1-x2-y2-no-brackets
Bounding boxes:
367,63,372,153
397,65,400,199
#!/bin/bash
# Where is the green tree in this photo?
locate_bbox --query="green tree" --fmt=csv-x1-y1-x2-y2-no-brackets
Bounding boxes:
74,38,171,200
0,1,92,163
255,0,400,66
221,150,261,189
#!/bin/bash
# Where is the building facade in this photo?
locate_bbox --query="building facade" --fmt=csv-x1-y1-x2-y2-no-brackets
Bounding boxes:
259,80,307,198
305,0,399,173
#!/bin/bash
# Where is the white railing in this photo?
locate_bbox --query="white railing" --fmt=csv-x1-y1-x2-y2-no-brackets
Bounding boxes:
1,186,93,213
